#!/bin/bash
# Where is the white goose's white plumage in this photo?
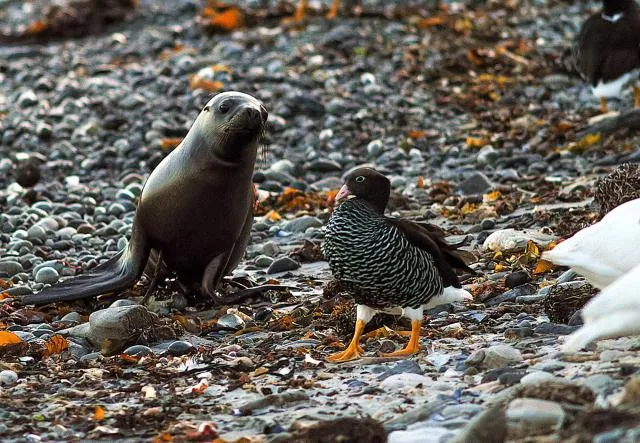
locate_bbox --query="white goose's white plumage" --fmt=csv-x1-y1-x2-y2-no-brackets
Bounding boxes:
542,198,640,289
562,262,640,352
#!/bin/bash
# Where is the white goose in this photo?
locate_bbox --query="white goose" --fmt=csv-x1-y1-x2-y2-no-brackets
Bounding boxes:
563,262,640,352
542,198,640,289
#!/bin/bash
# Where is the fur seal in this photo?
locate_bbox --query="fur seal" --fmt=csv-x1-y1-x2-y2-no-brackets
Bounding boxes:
22,91,268,305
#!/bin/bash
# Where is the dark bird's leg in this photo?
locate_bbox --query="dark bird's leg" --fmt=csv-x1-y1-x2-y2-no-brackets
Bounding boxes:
326,304,376,363
327,0,340,19
285,0,308,23
381,307,423,357
600,97,609,113
140,251,163,305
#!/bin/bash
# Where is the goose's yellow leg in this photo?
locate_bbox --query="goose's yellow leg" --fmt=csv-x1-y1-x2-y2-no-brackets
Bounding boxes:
326,320,365,363
381,319,422,357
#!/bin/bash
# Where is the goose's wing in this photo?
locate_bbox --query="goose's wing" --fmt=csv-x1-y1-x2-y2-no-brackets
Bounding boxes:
386,218,476,288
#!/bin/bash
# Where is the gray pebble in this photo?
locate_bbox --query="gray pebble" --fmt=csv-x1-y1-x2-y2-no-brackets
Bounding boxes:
35,267,60,284
283,215,323,233
167,340,194,357
0,260,23,277
267,257,300,274
123,345,154,357
0,370,18,386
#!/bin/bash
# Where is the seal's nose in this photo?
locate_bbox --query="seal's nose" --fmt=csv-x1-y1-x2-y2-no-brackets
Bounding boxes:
243,107,262,129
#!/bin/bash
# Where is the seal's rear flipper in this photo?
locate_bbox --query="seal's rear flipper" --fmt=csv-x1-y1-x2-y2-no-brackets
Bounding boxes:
21,227,150,306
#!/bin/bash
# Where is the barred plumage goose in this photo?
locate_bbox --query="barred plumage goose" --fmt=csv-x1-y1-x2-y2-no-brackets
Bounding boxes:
322,167,475,362
573,0,640,113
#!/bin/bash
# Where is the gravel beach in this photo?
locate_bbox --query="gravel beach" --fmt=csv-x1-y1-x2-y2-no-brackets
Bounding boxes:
1,0,640,441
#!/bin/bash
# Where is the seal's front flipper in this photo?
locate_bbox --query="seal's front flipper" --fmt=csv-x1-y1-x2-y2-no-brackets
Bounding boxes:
21,226,150,306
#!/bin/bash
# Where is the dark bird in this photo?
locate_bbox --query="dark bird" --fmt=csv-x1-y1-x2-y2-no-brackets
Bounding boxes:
322,167,475,362
573,0,640,113
21,92,267,306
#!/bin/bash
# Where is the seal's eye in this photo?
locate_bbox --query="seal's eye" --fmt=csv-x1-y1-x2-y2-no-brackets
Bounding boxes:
219,100,231,114
355,176,365,183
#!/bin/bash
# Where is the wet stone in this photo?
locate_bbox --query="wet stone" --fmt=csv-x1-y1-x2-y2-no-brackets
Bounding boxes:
376,360,423,381
267,257,300,274
534,323,579,336
34,267,60,284
123,345,154,357
166,340,194,357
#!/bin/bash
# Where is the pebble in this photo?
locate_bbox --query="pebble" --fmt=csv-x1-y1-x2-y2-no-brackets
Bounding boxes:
0,370,18,386
483,229,557,252
377,360,423,381
505,271,530,288
267,257,300,274
466,345,523,369
166,340,194,357
458,172,493,195
506,398,565,432
0,260,23,276
520,371,560,386
34,267,60,284
534,322,579,335
217,314,245,330
581,374,618,397
123,345,154,357
283,216,323,233
254,255,274,268
380,373,433,390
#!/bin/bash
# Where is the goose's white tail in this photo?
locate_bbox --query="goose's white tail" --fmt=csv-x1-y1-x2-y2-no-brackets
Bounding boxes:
563,311,640,352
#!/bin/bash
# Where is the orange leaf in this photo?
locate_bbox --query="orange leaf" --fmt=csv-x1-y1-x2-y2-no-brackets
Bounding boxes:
0,292,10,300
94,406,105,421
159,138,183,151
264,210,282,222
250,367,269,377
363,326,392,339
483,190,501,202
152,433,173,443
417,16,445,28
25,20,47,35
466,137,489,148
494,263,504,272
0,331,22,346
188,75,224,92
533,259,554,275
43,335,69,357
407,130,428,140
207,7,244,32
209,64,232,73
416,177,425,189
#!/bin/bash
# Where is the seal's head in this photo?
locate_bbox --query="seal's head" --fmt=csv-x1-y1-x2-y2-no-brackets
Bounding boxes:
198,91,268,162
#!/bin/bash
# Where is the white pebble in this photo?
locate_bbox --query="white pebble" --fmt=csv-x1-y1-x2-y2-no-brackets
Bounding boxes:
0,370,18,386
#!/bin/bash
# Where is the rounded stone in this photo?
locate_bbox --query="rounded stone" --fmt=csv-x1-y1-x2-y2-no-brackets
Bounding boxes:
0,370,18,386
34,267,60,284
123,345,154,357
166,341,194,357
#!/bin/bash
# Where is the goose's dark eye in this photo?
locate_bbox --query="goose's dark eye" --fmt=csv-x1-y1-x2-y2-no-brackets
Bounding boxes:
219,100,231,114
355,176,365,183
